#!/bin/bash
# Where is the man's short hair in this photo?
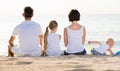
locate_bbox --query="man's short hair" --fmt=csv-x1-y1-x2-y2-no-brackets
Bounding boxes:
24,6,33,18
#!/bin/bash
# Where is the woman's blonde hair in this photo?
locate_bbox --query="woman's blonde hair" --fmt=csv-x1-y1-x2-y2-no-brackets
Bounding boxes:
44,20,58,51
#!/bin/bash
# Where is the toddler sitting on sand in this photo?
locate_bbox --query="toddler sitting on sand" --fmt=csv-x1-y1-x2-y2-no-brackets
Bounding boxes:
88,38,114,55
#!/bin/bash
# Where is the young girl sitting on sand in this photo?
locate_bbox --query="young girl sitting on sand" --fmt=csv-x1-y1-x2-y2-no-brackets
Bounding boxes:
43,20,62,56
88,38,114,55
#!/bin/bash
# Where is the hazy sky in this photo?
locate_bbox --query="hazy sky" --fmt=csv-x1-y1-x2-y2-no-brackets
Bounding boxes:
0,0,120,15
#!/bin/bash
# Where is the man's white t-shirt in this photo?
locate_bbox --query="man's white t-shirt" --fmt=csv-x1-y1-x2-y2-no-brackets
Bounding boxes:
12,20,42,55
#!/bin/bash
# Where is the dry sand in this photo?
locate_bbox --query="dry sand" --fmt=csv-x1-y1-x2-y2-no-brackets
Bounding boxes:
0,55,120,71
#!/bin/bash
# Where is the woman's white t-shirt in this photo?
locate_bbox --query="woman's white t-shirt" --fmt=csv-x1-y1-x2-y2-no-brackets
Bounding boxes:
46,33,62,56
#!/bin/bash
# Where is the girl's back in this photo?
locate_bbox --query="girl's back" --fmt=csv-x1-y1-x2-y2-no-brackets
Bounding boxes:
46,33,61,56
44,20,62,56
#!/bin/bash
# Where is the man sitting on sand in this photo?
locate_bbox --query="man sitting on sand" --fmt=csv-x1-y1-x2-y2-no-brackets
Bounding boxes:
8,6,43,57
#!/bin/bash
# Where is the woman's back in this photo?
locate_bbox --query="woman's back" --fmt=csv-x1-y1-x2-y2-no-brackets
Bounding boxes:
66,25,84,53
69,23,81,30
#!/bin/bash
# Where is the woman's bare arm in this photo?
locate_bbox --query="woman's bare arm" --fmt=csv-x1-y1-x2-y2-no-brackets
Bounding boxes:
82,27,86,44
64,28,68,47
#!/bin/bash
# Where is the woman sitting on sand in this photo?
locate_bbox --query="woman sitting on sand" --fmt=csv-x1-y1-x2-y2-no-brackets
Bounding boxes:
64,9,86,55
43,20,62,56
88,38,114,55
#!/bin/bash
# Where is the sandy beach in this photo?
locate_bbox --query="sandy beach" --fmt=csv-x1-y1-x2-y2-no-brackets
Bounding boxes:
0,55,120,71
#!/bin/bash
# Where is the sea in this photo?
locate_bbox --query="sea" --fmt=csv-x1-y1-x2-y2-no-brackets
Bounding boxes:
0,14,120,56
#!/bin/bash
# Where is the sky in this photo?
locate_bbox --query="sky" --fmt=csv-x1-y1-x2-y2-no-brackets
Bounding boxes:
0,0,120,15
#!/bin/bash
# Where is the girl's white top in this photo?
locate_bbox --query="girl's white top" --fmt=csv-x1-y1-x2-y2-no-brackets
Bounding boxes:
66,26,84,53
94,42,109,54
46,33,62,56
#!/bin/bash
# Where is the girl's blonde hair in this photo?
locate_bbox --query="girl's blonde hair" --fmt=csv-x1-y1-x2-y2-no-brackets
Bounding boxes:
44,20,58,51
